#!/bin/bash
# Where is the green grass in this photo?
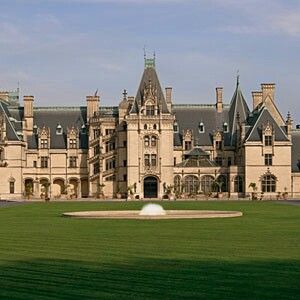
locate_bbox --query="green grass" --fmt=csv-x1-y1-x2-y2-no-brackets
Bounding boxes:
0,201,299,299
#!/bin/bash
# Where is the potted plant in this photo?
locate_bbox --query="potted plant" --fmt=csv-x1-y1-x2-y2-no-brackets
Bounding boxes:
165,184,175,200
42,182,51,202
116,187,122,199
97,183,105,199
249,182,258,200
212,180,223,198
127,184,135,200
25,182,33,200
282,187,288,200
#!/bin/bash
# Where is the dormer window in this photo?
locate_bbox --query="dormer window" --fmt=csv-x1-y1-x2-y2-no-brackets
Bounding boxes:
174,122,178,133
56,124,63,135
199,122,205,133
81,124,86,134
33,124,38,135
265,135,272,146
40,139,48,149
69,138,77,149
146,105,155,116
223,122,228,133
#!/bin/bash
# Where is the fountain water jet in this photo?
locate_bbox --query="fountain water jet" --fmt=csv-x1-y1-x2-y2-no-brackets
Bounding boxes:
139,203,166,216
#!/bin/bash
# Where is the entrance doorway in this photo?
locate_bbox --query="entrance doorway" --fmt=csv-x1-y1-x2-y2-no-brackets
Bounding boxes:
144,176,158,198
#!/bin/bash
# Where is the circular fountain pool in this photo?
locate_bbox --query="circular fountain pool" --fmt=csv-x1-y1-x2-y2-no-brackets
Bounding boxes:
63,204,242,220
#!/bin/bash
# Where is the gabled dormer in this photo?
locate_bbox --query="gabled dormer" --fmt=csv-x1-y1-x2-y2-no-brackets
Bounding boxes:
38,125,50,149
67,126,79,149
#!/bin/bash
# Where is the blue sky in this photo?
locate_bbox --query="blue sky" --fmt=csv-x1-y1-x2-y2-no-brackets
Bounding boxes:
1,0,300,122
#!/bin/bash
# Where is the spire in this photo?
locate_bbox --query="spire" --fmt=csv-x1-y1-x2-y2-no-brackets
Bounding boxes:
228,76,250,145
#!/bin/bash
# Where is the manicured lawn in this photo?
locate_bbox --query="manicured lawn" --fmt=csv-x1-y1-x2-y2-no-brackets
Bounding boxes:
0,201,299,299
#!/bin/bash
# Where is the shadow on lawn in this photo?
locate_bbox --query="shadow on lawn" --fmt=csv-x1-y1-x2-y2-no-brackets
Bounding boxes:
0,258,299,300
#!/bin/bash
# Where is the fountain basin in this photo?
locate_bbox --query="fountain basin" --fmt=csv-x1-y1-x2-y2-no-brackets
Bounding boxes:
63,210,242,219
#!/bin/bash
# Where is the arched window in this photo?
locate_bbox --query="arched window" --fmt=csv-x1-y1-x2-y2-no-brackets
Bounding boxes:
216,175,228,192
234,175,244,193
183,175,199,194
174,175,181,193
151,136,157,147
144,136,150,147
223,122,228,133
153,124,157,130
200,175,214,194
261,174,276,192
144,124,148,130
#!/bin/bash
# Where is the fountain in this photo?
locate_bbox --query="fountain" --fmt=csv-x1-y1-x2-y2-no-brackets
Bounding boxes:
63,203,242,219
139,203,166,216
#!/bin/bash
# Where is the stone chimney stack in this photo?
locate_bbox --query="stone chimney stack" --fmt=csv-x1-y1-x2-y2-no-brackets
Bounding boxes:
261,83,275,102
86,95,100,121
165,87,172,112
23,95,34,133
216,87,223,113
252,91,263,110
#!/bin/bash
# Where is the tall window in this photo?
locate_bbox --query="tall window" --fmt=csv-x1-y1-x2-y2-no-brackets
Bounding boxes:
146,105,155,116
93,129,100,139
183,175,199,194
9,181,15,194
234,176,244,193
144,154,157,167
41,139,48,149
262,174,276,192
200,175,214,194
93,162,100,174
265,154,273,166
105,141,115,152
144,136,150,147
69,139,77,149
151,136,157,147
41,156,48,168
265,135,272,146
94,145,100,156
69,156,77,168
105,158,116,170
185,141,192,150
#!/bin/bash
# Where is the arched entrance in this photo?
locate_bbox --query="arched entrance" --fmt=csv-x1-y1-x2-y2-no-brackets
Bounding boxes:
144,176,158,198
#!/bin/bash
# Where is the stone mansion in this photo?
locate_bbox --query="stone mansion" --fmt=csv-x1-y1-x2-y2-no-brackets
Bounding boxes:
0,57,299,200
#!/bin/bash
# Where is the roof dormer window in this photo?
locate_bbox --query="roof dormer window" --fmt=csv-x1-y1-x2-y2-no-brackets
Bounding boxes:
81,124,86,134
33,124,38,135
223,122,228,133
174,121,179,133
56,124,63,135
199,122,205,133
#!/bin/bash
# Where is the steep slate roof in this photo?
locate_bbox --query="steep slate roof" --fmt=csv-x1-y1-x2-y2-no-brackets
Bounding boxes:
131,65,169,114
26,107,88,149
245,106,289,142
228,80,250,145
0,100,20,141
173,104,230,147
186,147,210,158
291,130,300,172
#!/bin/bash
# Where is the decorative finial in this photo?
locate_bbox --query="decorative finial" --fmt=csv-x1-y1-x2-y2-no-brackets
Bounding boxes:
123,89,127,100
143,45,146,60
236,70,240,87
94,89,98,97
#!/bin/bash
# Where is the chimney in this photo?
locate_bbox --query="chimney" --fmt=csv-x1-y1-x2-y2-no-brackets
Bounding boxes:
261,83,275,102
216,87,223,113
23,95,34,133
252,91,263,110
165,87,172,112
86,95,100,121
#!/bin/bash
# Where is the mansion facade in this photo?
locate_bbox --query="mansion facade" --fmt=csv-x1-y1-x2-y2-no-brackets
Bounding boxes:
0,57,300,200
